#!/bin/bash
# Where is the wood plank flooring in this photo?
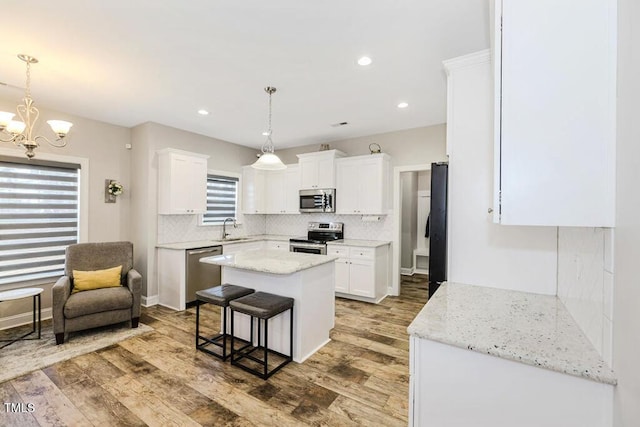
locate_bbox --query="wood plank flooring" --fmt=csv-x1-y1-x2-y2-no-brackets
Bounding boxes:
1,275,428,426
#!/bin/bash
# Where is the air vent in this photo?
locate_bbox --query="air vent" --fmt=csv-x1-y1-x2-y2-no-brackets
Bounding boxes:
330,121,349,128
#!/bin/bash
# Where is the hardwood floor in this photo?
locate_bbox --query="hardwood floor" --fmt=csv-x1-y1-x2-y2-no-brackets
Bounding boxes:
1,275,428,426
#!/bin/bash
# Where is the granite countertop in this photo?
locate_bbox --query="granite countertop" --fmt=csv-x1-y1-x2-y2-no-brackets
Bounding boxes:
327,239,391,248
156,235,292,250
200,249,338,275
407,282,617,385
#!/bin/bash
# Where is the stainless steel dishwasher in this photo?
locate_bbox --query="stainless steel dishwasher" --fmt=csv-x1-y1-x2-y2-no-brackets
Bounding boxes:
185,246,222,306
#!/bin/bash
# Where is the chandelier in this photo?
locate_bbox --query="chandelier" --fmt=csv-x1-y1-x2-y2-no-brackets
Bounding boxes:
251,86,286,170
0,54,73,159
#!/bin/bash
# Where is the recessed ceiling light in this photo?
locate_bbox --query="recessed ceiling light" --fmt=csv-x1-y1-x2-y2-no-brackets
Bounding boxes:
397,102,409,109
197,109,209,116
357,56,372,66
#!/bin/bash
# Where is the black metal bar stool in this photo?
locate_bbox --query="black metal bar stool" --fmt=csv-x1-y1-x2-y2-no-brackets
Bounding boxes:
195,284,254,360
229,291,294,380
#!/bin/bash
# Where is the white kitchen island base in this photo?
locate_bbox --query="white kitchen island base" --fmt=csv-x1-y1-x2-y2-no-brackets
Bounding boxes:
202,250,336,363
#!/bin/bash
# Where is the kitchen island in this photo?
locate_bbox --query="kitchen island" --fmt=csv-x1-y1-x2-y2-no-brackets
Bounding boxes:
200,249,337,363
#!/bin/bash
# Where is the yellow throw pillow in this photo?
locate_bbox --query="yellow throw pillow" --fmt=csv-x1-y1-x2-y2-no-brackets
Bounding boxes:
72,265,123,294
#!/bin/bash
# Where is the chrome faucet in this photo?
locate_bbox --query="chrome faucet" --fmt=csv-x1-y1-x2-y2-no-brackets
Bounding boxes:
222,217,237,240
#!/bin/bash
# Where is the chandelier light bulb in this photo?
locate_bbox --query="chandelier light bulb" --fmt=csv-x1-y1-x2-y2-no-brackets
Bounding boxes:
0,111,15,129
7,121,26,134
47,120,73,137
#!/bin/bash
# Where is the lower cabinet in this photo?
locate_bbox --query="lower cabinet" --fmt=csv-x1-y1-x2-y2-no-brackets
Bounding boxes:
327,244,389,303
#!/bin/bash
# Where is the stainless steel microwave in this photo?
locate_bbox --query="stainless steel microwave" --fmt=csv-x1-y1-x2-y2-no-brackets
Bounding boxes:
299,189,336,213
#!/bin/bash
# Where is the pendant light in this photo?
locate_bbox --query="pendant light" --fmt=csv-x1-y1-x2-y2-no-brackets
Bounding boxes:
0,54,73,159
251,86,286,170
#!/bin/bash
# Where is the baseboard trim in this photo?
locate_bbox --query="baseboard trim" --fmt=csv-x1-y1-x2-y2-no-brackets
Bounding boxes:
401,267,415,276
142,295,159,307
0,308,53,331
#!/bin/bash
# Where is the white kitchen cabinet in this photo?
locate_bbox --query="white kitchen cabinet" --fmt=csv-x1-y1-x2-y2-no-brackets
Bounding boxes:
265,240,289,251
409,336,613,427
157,148,209,214
444,50,557,294
494,0,615,227
328,243,389,303
336,154,390,215
265,165,300,214
241,166,266,214
297,150,345,190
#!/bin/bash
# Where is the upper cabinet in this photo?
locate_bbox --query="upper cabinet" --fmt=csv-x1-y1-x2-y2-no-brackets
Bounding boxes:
243,164,299,215
158,148,209,215
336,154,390,215
297,150,346,189
494,0,616,227
265,165,300,214
241,166,266,214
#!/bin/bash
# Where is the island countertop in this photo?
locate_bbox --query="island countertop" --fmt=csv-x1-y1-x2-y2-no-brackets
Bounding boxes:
408,282,617,385
200,249,337,275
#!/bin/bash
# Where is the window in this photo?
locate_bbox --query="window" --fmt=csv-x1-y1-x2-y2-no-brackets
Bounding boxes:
0,157,80,286
201,173,239,225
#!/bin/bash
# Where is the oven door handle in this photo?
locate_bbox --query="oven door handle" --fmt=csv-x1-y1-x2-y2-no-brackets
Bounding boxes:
289,242,325,250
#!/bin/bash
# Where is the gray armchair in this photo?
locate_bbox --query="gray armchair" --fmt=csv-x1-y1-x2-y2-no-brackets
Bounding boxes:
52,241,141,345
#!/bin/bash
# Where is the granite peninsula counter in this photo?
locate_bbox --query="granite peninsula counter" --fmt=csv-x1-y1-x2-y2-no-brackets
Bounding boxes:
200,250,337,363
201,249,337,275
407,282,616,427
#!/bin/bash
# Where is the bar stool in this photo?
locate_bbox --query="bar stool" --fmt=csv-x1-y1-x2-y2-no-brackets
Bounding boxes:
229,291,294,380
195,284,254,360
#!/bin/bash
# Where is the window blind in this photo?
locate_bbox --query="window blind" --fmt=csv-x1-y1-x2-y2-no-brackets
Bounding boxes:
0,160,80,285
202,174,238,224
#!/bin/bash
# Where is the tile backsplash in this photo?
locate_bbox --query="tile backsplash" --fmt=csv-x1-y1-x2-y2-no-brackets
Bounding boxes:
157,214,266,244
158,212,393,244
557,227,614,366
265,213,394,241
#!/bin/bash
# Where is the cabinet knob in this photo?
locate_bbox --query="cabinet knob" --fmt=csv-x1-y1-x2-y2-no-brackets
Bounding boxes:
487,208,493,214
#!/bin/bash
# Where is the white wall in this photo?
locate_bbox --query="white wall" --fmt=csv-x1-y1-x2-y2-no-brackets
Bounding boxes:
557,227,614,365
276,125,447,168
612,0,640,423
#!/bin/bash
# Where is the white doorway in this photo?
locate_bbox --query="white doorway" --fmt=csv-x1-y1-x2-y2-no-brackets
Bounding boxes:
390,164,430,296
414,190,430,274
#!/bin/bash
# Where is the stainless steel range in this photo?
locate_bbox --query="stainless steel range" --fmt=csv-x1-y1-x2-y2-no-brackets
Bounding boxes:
289,222,344,255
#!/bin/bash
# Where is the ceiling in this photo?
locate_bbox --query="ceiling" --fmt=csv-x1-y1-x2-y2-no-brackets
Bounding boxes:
0,1,489,150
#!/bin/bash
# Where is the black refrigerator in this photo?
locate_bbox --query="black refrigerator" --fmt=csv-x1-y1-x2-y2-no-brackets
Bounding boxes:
428,162,448,299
